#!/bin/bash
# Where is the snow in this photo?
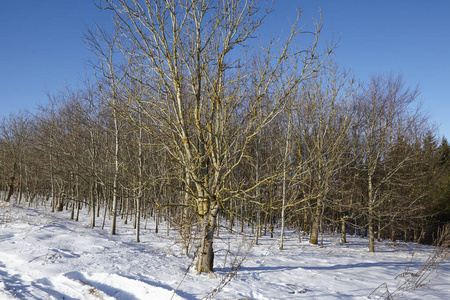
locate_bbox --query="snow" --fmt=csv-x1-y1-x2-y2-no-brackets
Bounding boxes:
0,201,449,299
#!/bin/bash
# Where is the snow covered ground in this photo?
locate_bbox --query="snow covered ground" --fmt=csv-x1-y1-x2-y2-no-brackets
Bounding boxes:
0,201,449,299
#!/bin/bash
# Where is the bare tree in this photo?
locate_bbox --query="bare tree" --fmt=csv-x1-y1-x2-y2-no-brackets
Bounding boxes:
292,64,357,246
279,111,292,250
92,0,333,273
356,74,424,252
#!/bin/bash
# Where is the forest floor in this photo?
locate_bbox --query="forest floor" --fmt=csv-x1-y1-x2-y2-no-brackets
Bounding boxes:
0,201,449,299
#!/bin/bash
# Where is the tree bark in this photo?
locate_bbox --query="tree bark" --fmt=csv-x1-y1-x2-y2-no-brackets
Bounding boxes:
341,216,347,244
90,183,96,228
110,103,119,235
5,161,17,202
196,200,219,274
368,174,375,252
310,199,321,245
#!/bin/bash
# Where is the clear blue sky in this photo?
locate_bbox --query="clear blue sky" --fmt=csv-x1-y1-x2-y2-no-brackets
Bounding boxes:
1,0,449,140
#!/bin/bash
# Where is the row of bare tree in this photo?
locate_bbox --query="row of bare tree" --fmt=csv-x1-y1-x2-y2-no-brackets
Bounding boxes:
1,0,448,274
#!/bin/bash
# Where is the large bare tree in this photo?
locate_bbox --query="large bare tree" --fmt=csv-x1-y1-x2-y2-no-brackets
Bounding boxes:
91,0,332,273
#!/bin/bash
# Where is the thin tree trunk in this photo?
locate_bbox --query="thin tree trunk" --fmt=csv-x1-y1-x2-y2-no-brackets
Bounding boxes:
155,206,159,234
136,119,143,243
75,176,80,222
110,107,119,235
320,215,324,248
280,119,290,250
240,200,244,233
136,197,141,242
390,220,396,241
166,209,170,237
18,163,23,204
70,199,75,219
101,196,107,231
377,219,381,242
341,216,347,244
368,173,375,252
90,182,96,228
96,187,101,218
279,160,287,250
254,134,261,245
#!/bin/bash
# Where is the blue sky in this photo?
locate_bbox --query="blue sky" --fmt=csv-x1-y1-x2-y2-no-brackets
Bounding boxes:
1,0,449,140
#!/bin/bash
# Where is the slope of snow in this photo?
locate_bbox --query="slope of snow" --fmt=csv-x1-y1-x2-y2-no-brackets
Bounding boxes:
0,202,449,299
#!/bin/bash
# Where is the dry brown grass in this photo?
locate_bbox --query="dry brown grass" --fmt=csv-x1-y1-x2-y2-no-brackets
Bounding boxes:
369,224,450,299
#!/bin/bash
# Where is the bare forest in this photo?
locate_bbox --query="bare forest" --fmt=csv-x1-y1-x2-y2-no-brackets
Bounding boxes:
1,0,449,278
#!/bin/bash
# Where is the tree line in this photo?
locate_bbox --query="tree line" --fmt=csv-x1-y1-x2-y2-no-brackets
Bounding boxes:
1,0,449,274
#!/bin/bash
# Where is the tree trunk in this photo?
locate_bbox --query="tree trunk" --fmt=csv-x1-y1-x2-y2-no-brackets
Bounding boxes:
303,213,309,235
196,200,219,274
390,221,396,241
101,196,108,230
377,219,381,242
50,149,55,212
5,161,17,202
110,109,119,235
136,197,141,243
90,183,96,228
70,199,75,219
155,207,159,234
368,214,374,252
17,164,23,204
310,214,319,244
310,200,321,245
254,135,261,245
240,200,244,233
279,159,287,250
368,174,375,252
341,217,347,244
76,201,80,222
57,191,64,212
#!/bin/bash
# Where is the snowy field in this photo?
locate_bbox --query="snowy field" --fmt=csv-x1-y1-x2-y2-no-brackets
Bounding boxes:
0,201,449,300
